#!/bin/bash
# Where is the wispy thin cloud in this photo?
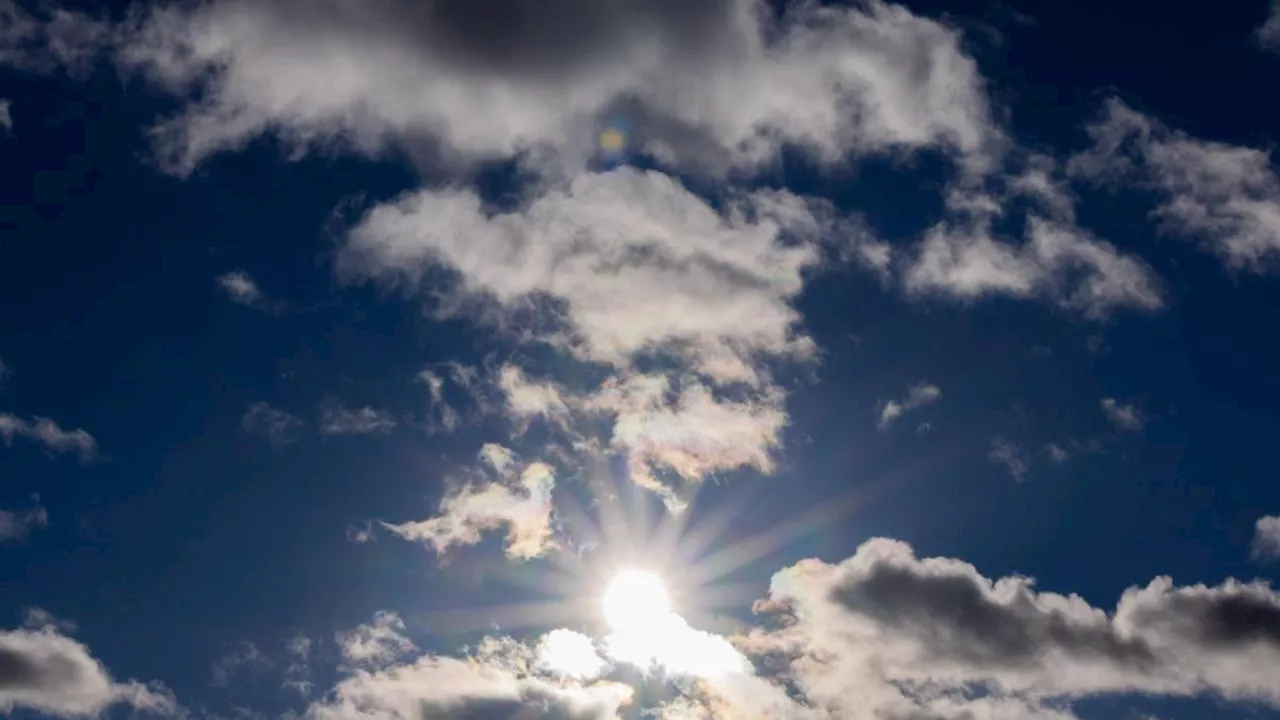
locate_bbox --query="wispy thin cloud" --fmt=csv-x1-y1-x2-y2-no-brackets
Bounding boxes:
241,402,304,446
1101,397,1144,432
988,437,1028,481
318,404,396,437
0,503,48,545
0,414,98,461
878,382,941,431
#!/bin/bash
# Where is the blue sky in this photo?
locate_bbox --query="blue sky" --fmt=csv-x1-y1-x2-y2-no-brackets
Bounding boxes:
3,0,1280,718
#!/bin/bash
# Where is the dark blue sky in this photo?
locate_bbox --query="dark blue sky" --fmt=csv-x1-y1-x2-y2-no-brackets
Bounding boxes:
3,1,1280,719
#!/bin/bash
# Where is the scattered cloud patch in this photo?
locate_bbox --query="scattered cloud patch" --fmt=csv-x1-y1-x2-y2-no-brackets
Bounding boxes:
878,382,941,430
282,635,312,697
334,611,416,671
0,622,177,717
989,436,1028,481
240,402,304,446
1253,515,1280,563
0,414,98,461
215,270,264,307
1045,443,1069,463
318,404,397,437
211,641,268,687
0,503,48,545
382,444,557,559
1101,397,1144,432
1258,1,1280,51
743,537,1280,719
1072,98,1280,272
0,98,11,133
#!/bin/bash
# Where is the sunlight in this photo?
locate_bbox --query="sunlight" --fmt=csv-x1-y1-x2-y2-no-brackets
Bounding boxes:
602,570,670,633
601,569,747,678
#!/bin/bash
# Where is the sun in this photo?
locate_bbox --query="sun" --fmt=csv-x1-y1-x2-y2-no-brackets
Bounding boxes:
602,569,670,633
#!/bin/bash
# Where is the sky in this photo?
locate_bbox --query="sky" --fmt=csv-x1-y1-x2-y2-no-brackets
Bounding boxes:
3,0,1280,718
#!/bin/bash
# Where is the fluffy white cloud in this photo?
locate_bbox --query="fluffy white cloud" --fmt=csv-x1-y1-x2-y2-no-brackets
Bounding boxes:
215,270,264,306
742,537,1280,719
0,622,177,717
0,503,47,544
1254,515,1280,563
0,413,98,461
109,0,999,177
878,382,941,430
241,402,304,446
382,444,557,559
904,213,1164,318
1100,397,1144,432
318,404,397,436
335,611,417,670
1071,98,1280,272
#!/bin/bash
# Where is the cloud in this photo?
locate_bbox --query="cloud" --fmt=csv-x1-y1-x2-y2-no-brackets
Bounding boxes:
0,98,11,133
498,365,572,432
1100,397,1144,432
0,623,177,717
318,404,397,436
0,0,108,75
988,437,1028,481
904,212,1164,319
878,382,941,430
240,402,304,446
334,611,417,670
305,639,633,720
1071,98,1280,272
743,537,1280,719
0,503,48,545
211,641,268,687
382,444,557,559
111,0,999,177
0,414,98,461
215,270,265,307
1254,515,1280,563
417,368,462,433
1044,443,1069,463
282,635,312,697
1258,1,1280,51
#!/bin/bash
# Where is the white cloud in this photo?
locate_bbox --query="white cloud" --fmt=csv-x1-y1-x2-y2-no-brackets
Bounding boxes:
0,504,48,545
1100,397,1144,432
878,381,941,430
318,404,397,436
416,368,462,433
305,641,632,720
904,213,1164,319
215,270,265,307
498,365,572,432
988,437,1028,481
742,537,1280,719
240,402,304,446
0,623,177,717
1258,1,1280,51
1071,98,1280,272
382,445,557,559
0,413,98,461
0,0,107,75
111,0,999,177
1253,515,1280,563
335,611,417,670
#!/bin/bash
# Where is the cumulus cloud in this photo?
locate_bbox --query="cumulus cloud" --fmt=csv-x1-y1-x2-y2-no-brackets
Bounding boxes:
988,437,1028,481
335,611,417,670
0,413,97,461
318,404,397,436
1254,515,1280,563
241,402,304,446
1071,98,1280,272
382,444,557,559
0,623,177,717
108,0,999,177
904,212,1164,319
0,503,48,545
306,641,632,720
743,537,1280,719
878,382,941,430
1100,397,1144,432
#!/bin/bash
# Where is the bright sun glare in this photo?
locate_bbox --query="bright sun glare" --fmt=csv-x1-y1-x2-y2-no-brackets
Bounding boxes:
602,569,670,633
